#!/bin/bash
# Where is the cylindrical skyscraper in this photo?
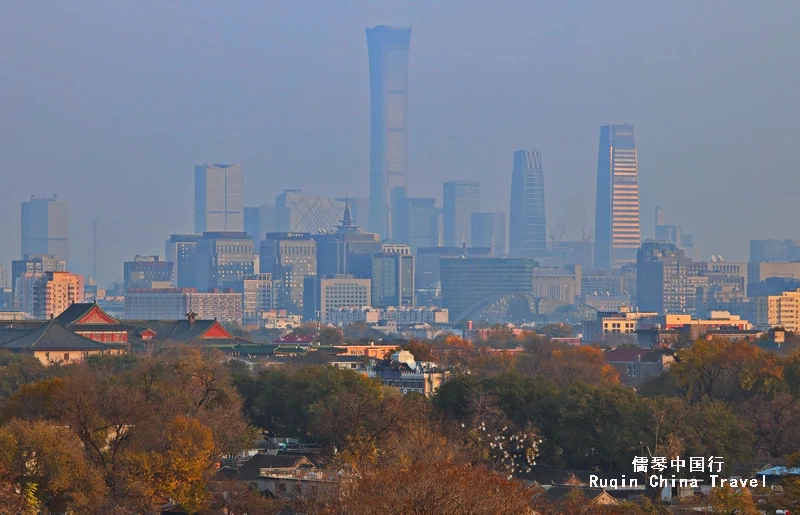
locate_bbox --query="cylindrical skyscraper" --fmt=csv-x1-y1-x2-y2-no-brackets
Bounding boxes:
366,25,411,240
509,150,546,258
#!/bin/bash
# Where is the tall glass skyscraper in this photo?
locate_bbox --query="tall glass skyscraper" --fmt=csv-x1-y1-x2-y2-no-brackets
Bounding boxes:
509,150,546,258
194,164,244,233
366,25,411,239
594,124,641,269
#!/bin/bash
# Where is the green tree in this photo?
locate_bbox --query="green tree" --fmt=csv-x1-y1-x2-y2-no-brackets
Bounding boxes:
318,326,344,346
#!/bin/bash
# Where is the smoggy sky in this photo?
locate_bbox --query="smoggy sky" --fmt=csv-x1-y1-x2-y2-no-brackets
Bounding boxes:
1,1,799,285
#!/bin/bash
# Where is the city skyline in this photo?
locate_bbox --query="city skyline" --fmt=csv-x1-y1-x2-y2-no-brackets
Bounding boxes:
2,2,799,284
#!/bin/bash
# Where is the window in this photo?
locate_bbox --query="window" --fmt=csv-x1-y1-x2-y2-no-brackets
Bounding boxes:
64,353,70,361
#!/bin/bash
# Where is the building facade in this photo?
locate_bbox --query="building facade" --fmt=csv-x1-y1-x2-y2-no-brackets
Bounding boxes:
509,150,546,258
394,197,437,253
242,273,276,319
637,242,691,314
443,181,480,247
21,196,69,266
313,203,383,279
165,234,202,289
366,25,412,239
194,164,244,233
414,246,493,289
123,256,173,291
124,289,242,323
274,190,345,234
260,233,317,315
532,265,582,303
371,252,414,309
594,124,641,269
319,276,371,324
471,212,506,257
439,257,539,320
32,271,84,319
195,232,254,292
755,289,800,332
11,254,67,312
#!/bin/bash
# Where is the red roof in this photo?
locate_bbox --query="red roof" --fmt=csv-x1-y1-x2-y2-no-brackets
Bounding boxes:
273,334,315,344
604,348,651,363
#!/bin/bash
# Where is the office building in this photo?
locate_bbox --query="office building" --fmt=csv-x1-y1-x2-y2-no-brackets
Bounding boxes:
244,205,278,247
443,181,480,247
242,273,277,324
275,190,345,234
637,242,691,314
11,254,67,312
439,258,539,320
124,289,242,323
0,265,6,289
755,289,800,332
32,271,84,319
509,150,546,258
313,202,383,279
194,164,244,233
195,232,254,292
594,125,641,269
430,207,444,247
165,234,202,289
371,251,414,309
531,265,582,303
260,233,316,315
123,256,173,291
414,246,492,289
394,198,437,254
366,25,412,239
317,276,372,324
21,196,69,265
471,212,506,257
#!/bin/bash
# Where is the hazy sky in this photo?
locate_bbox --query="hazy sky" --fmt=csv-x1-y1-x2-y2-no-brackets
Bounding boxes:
2,1,799,285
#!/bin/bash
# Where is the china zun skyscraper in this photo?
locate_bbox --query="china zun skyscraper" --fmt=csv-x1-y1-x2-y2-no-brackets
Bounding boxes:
366,25,411,239
509,150,546,257
593,124,641,269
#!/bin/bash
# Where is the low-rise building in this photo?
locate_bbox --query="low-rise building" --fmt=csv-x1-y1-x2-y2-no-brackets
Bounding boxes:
581,307,658,343
604,348,675,386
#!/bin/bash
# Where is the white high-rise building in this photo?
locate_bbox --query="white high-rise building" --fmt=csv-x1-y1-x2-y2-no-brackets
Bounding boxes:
194,164,244,233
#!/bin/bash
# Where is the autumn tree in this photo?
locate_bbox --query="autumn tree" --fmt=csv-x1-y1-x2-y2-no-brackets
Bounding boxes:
710,485,760,515
0,419,106,513
331,462,537,515
318,326,344,346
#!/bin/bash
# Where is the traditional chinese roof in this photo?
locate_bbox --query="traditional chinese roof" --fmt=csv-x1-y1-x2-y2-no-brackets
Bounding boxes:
0,319,128,352
125,319,237,345
55,303,119,326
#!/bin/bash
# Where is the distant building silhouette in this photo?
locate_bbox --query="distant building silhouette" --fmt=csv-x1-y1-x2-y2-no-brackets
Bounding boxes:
594,125,641,269
471,212,506,257
443,181,480,247
509,150,546,258
395,198,437,254
275,190,345,234
123,256,173,291
366,25,411,239
21,196,69,266
194,164,244,233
